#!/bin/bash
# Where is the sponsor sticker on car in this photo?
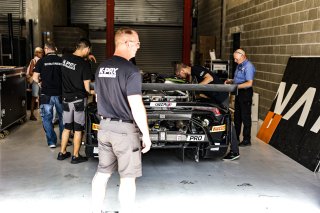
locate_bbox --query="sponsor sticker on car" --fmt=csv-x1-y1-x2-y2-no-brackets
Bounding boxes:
187,135,205,141
92,123,100,131
150,102,177,107
211,124,226,132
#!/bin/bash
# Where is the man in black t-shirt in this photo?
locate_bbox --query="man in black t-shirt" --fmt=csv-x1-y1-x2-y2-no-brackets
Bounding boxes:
33,41,64,148
92,27,151,213
175,63,229,107
175,62,240,161
57,38,92,164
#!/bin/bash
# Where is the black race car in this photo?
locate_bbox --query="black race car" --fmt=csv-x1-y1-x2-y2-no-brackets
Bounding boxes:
85,74,237,162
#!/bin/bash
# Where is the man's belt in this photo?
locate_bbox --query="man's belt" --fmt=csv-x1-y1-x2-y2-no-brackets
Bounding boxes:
100,116,134,124
238,87,253,91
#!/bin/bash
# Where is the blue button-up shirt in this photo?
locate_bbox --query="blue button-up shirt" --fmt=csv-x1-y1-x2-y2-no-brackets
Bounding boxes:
233,59,256,86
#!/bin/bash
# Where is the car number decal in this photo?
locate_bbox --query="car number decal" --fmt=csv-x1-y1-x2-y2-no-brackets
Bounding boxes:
150,102,177,107
211,124,226,132
187,135,205,141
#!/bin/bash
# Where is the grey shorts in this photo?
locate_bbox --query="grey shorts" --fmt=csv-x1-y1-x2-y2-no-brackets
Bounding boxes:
97,119,142,178
62,98,86,131
32,82,40,97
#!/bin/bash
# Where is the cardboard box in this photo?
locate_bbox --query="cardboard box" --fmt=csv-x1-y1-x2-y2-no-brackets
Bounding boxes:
199,36,216,65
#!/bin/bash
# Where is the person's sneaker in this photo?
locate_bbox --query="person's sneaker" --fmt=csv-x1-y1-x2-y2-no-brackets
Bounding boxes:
57,152,71,160
223,151,240,161
49,144,56,148
30,115,37,121
239,140,251,146
71,154,88,164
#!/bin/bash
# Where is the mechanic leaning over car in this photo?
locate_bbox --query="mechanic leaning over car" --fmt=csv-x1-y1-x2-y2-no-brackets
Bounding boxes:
175,62,229,108
92,27,151,213
225,49,256,147
175,62,240,161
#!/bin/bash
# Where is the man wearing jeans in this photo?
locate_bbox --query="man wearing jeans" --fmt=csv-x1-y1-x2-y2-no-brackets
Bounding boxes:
33,41,63,148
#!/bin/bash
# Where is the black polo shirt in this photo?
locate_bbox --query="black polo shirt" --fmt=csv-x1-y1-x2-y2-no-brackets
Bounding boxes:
191,65,228,105
34,53,62,96
61,54,92,100
95,55,142,121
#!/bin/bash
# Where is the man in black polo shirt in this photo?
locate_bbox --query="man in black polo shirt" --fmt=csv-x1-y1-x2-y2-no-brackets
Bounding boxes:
92,27,151,213
57,38,92,164
33,41,63,148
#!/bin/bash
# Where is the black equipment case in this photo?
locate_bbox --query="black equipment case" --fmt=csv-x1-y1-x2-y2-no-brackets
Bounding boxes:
0,67,27,138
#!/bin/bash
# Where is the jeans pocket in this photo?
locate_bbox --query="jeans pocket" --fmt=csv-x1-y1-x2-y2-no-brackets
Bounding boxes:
40,94,50,105
74,101,84,112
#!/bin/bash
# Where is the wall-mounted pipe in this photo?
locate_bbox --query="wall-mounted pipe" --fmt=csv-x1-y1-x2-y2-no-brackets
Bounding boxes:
28,19,34,59
8,13,14,65
106,0,114,58
183,0,192,65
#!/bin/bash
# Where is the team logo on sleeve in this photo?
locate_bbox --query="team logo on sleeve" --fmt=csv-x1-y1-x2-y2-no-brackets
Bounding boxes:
98,67,118,78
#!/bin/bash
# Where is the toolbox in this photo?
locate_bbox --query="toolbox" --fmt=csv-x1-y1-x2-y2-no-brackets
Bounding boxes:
0,67,27,138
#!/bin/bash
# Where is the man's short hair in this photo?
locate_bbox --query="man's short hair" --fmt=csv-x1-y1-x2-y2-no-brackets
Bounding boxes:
115,27,138,45
234,49,246,56
76,38,91,50
174,62,188,75
44,40,57,51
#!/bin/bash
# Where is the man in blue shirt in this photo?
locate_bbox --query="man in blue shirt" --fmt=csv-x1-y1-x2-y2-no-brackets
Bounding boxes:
225,49,256,146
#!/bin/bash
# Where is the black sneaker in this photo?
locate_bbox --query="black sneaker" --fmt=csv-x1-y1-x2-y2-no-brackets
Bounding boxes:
71,154,88,164
223,151,240,161
57,152,71,160
239,140,251,146
30,115,37,121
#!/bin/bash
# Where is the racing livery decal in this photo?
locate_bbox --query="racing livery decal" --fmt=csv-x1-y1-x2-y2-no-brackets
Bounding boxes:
150,102,177,107
187,135,205,141
211,124,226,132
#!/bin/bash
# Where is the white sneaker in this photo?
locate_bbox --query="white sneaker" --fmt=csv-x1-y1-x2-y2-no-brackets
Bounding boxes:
49,144,56,148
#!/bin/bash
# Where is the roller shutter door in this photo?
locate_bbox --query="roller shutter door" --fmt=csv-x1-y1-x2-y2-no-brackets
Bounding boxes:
71,0,183,75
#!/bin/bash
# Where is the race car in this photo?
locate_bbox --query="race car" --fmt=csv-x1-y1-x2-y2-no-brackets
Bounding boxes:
85,73,237,162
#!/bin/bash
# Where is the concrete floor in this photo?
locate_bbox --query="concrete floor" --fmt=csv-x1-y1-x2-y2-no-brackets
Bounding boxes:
0,112,319,213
